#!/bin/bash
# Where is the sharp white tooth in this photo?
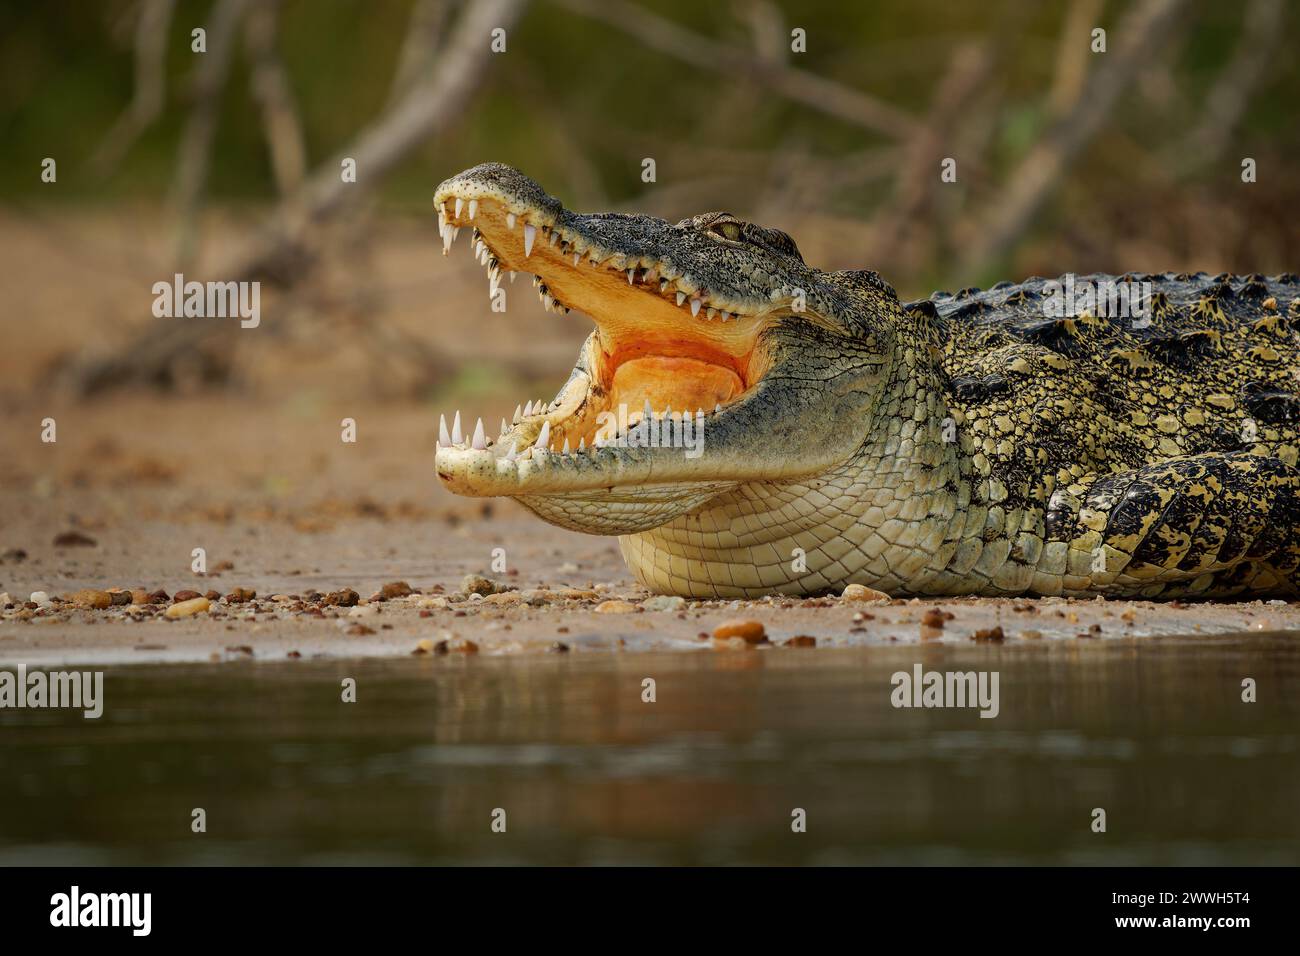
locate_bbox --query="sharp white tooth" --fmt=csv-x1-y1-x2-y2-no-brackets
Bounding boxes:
506,212,516,230
523,223,536,257
452,226,460,241
468,199,478,220
505,441,517,461
562,438,570,454
524,400,533,416
628,269,636,284
579,437,585,451
534,420,551,449
454,198,463,219
510,271,517,283
442,228,453,255
472,418,487,450
499,419,508,437
715,403,722,414
573,252,580,266
549,230,559,246
676,292,686,306
690,298,702,316
513,404,522,423
439,414,450,447
643,399,653,423
451,411,463,445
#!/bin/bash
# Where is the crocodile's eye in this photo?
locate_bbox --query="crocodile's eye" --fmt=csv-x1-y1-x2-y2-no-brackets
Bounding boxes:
710,221,743,242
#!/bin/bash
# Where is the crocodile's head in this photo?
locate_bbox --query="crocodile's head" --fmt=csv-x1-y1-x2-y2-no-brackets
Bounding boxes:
432,163,902,534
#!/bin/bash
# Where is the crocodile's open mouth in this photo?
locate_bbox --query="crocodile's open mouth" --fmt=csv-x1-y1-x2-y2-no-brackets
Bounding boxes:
431,185,778,496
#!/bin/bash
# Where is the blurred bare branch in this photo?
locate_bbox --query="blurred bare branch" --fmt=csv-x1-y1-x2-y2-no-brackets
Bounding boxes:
869,40,995,265
62,0,529,397
734,0,787,66
88,0,176,177
172,0,251,265
387,0,452,104
959,0,1188,277
244,0,307,196
293,0,527,229
1047,0,1104,117
552,0,920,140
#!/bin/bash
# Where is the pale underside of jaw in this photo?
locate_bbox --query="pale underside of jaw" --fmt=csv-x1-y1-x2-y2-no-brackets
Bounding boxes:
431,189,775,484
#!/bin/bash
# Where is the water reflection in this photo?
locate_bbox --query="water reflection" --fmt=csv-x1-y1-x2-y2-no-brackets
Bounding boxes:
1,636,1298,864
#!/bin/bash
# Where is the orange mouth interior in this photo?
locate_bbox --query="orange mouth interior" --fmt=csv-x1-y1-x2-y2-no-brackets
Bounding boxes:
462,198,771,449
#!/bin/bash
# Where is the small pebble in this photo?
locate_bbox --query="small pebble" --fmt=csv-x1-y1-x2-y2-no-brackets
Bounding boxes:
842,584,890,602
70,589,112,609
595,600,638,614
165,597,210,619
325,588,360,607
712,619,767,643
52,531,97,547
642,595,687,612
461,574,506,596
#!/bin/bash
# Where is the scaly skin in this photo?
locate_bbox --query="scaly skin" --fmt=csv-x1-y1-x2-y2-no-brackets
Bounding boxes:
432,163,1300,599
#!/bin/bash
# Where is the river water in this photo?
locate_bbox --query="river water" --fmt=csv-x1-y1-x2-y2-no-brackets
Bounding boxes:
2,635,1297,865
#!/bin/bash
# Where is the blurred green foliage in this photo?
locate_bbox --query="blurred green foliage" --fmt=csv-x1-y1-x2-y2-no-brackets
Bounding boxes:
2,1,1294,206
2,0,1297,290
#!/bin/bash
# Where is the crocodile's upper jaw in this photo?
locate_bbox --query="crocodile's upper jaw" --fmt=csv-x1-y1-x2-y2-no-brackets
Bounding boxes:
431,163,883,532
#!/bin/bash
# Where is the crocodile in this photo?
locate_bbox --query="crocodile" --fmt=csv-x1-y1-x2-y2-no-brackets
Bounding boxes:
432,163,1300,599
